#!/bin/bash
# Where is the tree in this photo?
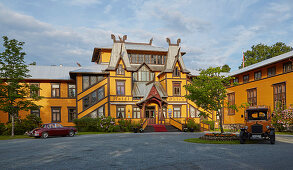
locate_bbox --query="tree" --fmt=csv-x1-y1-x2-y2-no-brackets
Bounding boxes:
221,64,231,72
0,36,42,136
239,42,292,68
185,67,246,133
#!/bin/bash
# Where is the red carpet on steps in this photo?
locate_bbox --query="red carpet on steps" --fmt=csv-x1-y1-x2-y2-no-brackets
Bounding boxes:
151,125,168,132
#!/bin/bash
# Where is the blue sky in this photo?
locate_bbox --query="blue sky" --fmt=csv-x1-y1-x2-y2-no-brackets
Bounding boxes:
0,0,292,71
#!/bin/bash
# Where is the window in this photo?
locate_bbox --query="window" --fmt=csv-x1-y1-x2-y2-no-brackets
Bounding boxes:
83,96,90,109
68,84,76,98
30,83,39,98
173,82,181,96
173,67,180,77
132,107,140,118
31,109,40,117
243,75,249,83
190,105,199,118
128,54,166,64
97,87,104,101
117,106,125,118
51,83,60,98
273,82,286,109
83,75,104,90
157,55,163,64
98,106,104,117
134,66,154,82
68,107,77,122
247,88,257,106
82,86,105,110
144,55,150,64
83,76,90,90
267,67,276,77
227,93,235,115
116,81,125,95
173,106,181,118
51,107,61,122
233,77,239,83
254,71,261,80
283,62,292,73
151,55,157,64
116,64,125,75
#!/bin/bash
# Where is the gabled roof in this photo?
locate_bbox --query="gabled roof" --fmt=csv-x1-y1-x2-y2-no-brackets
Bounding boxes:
229,50,293,76
27,65,78,80
132,82,168,98
105,42,133,71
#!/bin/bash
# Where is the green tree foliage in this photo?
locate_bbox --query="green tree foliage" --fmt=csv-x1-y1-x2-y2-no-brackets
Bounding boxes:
221,64,231,72
239,42,293,68
185,67,246,133
0,36,42,136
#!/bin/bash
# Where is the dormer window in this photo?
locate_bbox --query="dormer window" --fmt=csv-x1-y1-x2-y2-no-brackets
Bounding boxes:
116,64,124,75
173,67,180,77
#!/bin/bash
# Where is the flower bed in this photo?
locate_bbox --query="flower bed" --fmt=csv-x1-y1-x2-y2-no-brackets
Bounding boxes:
200,133,239,141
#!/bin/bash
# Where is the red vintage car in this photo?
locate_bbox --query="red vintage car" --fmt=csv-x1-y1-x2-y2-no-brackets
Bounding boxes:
30,123,77,138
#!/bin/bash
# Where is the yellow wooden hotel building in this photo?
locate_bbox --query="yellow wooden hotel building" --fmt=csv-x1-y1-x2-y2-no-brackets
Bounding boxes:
0,35,206,127
224,50,293,126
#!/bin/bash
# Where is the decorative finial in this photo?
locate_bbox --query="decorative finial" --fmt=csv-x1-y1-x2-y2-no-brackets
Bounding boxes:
166,38,171,45
149,38,153,45
177,38,181,45
111,34,116,43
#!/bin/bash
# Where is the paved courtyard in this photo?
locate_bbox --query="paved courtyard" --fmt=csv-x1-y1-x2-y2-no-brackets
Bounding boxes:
0,132,293,170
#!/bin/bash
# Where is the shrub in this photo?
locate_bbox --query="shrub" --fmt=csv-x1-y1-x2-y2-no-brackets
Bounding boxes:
272,105,293,131
73,117,99,132
118,119,132,132
0,123,5,135
187,119,200,131
99,116,115,132
2,114,43,135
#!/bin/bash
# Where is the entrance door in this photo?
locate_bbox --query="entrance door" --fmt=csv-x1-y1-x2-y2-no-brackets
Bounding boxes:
145,106,156,124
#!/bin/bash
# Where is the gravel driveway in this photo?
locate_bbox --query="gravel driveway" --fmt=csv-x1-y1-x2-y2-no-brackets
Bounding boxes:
0,132,292,170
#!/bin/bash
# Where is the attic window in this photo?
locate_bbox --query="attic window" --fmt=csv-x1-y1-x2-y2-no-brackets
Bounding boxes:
173,67,180,77
116,64,125,75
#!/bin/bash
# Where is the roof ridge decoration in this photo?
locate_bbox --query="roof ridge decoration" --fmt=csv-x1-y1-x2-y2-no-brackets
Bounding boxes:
158,38,189,76
106,34,133,71
111,34,127,43
166,38,181,46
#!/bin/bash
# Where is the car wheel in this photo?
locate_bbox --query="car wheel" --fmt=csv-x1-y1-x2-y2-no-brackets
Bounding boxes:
270,130,275,144
68,130,75,137
42,132,48,139
240,131,246,144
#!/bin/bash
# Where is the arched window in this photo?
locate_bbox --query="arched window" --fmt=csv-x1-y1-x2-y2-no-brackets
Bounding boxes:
173,66,180,77
133,65,154,82
116,64,124,75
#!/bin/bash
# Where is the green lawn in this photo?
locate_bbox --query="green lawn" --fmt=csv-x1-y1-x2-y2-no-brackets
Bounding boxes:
0,135,32,140
276,132,293,135
184,138,260,144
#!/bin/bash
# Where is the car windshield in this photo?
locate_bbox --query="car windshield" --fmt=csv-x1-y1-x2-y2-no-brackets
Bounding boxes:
247,110,268,120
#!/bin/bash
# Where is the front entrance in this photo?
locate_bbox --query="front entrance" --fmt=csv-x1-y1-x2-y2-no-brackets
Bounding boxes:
145,106,156,124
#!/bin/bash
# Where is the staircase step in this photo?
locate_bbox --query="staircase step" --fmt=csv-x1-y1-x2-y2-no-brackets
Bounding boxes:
152,125,167,132
165,125,181,132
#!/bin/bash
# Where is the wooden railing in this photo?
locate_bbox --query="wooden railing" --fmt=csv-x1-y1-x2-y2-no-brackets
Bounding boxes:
141,118,148,130
170,118,183,131
200,122,210,131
